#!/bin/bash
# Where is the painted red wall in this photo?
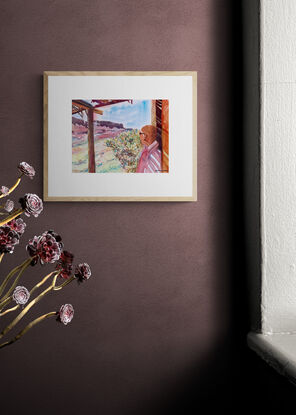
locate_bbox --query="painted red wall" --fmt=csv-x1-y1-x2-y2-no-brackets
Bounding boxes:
0,1,233,413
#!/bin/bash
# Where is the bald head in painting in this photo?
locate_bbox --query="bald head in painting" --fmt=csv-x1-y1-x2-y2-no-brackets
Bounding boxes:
139,125,157,147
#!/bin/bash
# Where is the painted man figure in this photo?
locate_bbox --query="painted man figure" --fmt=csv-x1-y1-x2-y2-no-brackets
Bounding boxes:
136,125,162,173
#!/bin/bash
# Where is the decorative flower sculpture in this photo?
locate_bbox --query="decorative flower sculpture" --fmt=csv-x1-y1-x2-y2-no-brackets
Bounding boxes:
7,218,26,235
0,162,91,349
75,263,91,282
0,226,20,254
56,251,74,279
0,186,9,196
27,230,62,265
13,286,30,305
4,200,14,213
19,193,43,218
59,304,74,325
18,162,35,179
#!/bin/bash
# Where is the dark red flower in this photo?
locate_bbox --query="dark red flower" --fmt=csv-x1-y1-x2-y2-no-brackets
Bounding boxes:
19,193,43,218
58,304,74,325
74,263,91,282
18,162,35,179
56,250,74,279
0,226,20,254
7,218,26,235
46,230,63,245
26,230,62,265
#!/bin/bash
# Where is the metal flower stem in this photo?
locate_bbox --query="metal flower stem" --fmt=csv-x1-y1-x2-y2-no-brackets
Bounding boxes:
0,296,12,312
0,273,59,340
0,271,56,315
0,259,32,302
0,254,4,264
0,258,30,297
0,176,22,200
0,303,18,317
1,274,76,316
0,311,57,349
0,208,23,227
54,276,75,291
29,271,57,296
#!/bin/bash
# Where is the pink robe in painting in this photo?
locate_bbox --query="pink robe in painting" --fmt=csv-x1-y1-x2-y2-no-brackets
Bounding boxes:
136,140,162,173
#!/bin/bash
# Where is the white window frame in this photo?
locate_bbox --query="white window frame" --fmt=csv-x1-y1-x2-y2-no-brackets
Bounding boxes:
246,0,296,381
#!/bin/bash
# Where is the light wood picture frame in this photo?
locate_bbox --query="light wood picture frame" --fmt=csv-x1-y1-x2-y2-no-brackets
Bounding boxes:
44,71,197,202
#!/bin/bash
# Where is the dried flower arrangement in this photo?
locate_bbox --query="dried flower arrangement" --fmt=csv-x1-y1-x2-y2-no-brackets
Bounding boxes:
0,162,91,348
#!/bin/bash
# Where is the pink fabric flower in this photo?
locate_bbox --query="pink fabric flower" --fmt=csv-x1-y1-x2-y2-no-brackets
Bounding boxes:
56,250,74,279
74,263,91,282
4,199,14,212
0,186,9,196
27,230,62,265
0,226,20,254
13,286,30,305
7,218,26,235
59,304,74,325
18,162,35,179
19,193,43,217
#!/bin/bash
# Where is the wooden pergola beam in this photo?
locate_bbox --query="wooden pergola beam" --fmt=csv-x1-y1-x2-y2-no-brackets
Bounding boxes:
72,107,84,115
87,108,95,173
72,100,103,115
92,99,132,108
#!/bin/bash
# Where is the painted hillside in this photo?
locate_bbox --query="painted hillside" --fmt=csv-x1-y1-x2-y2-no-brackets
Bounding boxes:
72,117,138,173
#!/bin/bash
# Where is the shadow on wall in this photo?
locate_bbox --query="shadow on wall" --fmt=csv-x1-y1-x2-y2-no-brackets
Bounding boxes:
129,341,233,414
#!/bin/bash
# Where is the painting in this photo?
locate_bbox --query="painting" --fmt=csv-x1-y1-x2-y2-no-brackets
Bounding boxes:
72,99,169,174
44,71,197,201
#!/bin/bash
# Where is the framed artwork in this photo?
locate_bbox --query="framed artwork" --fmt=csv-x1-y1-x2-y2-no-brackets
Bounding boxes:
44,71,197,201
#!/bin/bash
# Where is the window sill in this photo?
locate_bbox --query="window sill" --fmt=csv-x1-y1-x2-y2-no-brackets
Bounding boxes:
248,332,296,384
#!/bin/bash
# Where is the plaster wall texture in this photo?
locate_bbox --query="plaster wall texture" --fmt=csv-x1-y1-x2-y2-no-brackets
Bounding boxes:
261,0,296,333
0,1,232,413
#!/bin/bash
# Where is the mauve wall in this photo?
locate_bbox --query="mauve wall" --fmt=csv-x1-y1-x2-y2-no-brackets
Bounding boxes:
0,1,232,413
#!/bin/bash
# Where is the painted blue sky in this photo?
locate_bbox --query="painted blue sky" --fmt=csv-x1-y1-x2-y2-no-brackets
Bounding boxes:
73,100,151,129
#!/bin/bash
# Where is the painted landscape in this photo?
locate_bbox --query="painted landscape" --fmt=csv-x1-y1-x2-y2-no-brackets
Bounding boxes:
72,99,169,173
